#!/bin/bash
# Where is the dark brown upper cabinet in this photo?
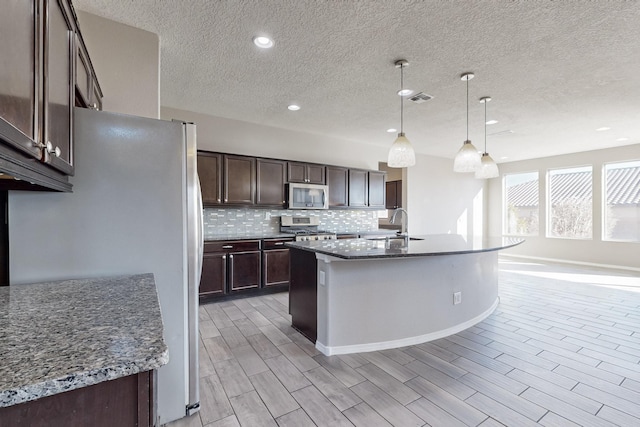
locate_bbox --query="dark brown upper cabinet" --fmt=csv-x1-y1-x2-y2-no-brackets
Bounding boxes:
0,0,101,191
43,0,75,175
198,152,222,206
368,171,386,209
386,180,402,209
0,0,41,160
287,162,325,184
326,166,348,208
75,33,102,111
348,169,368,207
256,158,286,206
223,154,255,205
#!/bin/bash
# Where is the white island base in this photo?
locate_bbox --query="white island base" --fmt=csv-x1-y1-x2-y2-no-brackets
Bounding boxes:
314,250,499,356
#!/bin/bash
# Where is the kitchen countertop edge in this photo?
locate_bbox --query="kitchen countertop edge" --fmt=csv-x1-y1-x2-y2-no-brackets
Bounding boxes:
286,235,524,259
0,274,169,408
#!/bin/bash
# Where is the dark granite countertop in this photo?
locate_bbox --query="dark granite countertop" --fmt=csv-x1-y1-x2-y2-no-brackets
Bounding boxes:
205,233,293,241
286,234,524,259
0,274,168,408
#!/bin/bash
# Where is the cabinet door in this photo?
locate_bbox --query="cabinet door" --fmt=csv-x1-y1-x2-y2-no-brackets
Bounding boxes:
43,0,74,175
224,154,255,205
263,249,290,287
368,171,386,208
385,181,397,209
307,164,326,184
0,0,41,159
75,35,91,108
287,162,306,183
348,169,368,207
256,158,285,206
327,166,348,208
198,152,222,205
229,251,261,291
199,252,226,297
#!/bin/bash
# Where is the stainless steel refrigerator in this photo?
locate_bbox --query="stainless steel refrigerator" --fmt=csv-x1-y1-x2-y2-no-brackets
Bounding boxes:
8,108,203,425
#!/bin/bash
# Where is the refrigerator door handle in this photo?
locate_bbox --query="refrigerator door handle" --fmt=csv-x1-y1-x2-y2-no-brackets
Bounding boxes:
195,175,204,286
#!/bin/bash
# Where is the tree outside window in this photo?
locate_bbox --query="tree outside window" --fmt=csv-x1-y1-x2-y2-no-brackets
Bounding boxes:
603,160,640,242
548,166,593,239
504,172,539,236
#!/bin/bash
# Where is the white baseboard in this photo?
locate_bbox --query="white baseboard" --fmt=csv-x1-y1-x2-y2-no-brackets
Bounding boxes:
499,254,640,273
315,298,499,356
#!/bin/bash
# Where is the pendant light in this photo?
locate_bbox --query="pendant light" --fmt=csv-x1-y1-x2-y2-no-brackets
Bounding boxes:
475,96,500,179
387,59,416,168
453,73,481,172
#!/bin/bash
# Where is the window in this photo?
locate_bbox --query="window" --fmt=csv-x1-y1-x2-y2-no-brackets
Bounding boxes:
504,172,539,235
548,166,593,239
603,160,640,242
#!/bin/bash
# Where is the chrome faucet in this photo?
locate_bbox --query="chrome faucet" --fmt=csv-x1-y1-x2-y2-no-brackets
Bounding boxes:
390,208,409,237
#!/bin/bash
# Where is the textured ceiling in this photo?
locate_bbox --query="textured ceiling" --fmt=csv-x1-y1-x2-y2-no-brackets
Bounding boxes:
73,0,640,163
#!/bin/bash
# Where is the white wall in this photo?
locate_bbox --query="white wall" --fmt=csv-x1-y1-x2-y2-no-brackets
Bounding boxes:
407,153,486,239
76,11,160,119
161,107,387,170
488,144,640,270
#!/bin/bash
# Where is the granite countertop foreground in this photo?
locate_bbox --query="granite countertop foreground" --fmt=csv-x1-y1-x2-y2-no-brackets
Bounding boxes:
287,234,524,259
0,274,168,408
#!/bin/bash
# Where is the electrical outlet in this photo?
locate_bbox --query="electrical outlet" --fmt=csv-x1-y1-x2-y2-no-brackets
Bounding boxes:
453,292,462,305
265,212,271,220
319,271,326,285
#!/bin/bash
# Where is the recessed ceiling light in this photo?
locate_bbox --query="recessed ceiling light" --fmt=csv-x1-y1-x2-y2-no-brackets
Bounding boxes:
486,120,498,125
386,128,397,133
616,137,629,141
397,89,413,96
253,36,274,49
287,104,300,111
596,127,611,131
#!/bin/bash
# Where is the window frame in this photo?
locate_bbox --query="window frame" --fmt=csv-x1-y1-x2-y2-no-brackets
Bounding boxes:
602,159,640,243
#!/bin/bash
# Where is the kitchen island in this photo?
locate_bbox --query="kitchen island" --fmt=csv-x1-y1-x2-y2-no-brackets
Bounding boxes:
0,274,168,426
288,234,523,356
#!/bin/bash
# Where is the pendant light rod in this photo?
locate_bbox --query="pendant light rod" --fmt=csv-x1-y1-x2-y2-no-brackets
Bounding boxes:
460,73,474,141
479,96,492,153
395,59,409,135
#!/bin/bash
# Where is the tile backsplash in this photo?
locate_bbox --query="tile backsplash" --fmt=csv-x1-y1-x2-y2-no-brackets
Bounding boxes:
203,208,380,238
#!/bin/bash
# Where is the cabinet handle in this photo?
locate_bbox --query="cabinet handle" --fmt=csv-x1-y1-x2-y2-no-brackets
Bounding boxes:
222,245,233,249
229,254,234,289
222,255,226,260
224,198,228,202
92,103,98,109
217,198,221,202
54,147,61,157
274,242,284,246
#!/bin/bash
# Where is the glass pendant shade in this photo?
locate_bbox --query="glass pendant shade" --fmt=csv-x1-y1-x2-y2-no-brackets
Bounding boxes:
453,140,481,172
475,152,499,179
387,133,416,167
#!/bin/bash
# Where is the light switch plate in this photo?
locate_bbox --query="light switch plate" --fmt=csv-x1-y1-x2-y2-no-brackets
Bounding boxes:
453,292,462,305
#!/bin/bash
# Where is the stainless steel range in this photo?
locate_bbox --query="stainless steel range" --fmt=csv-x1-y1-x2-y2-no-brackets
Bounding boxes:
280,216,337,241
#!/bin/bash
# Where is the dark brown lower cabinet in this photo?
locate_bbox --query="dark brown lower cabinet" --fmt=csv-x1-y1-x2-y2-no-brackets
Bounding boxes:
289,248,318,343
0,370,156,426
262,238,293,287
200,252,226,297
229,251,261,291
199,240,261,299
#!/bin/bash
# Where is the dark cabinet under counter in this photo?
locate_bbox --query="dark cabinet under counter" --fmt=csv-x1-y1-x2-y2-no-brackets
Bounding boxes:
200,240,262,299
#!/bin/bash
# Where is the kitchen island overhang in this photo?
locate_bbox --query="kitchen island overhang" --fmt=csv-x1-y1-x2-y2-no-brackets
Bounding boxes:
288,235,523,356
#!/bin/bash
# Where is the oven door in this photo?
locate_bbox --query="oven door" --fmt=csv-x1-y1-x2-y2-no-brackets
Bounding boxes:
287,183,329,209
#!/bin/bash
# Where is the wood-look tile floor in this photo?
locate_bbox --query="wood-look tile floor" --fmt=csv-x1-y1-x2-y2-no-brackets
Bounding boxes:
165,258,640,427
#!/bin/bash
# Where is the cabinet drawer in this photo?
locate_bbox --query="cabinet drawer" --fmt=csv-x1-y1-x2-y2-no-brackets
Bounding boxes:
204,240,260,253
263,238,294,249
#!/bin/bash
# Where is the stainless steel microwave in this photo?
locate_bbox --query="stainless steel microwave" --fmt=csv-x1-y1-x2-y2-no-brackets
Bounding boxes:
287,183,329,209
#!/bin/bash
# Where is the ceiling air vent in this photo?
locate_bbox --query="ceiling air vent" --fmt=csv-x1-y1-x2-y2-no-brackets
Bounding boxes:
410,92,433,103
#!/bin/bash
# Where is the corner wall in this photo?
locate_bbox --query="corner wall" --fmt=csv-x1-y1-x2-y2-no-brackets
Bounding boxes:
487,144,640,270
76,11,160,119
406,153,487,239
